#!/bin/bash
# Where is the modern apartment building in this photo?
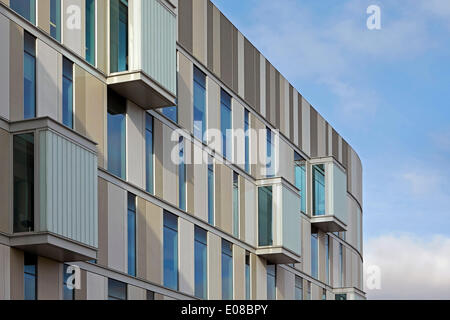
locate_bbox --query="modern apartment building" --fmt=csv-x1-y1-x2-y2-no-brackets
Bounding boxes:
0,0,364,300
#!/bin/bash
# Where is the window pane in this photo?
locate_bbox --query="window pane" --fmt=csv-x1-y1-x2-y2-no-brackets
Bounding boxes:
24,32,36,120
110,0,128,73
245,254,250,300
194,226,207,299
85,0,96,65
221,239,233,300
232,172,239,237
50,0,61,41
107,89,126,179
220,89,232,160
13,133,34,233
295,276,303,300
294,152,307,213
160,106,177,123
193,67,206,142
179,137,186,210
24,254,37,300
145,114,154,194
127,193,136,277
11,0,36,24
207,162,214,225
244,109,250,173
108,278,127,300
164,211,178,290
258,186,272,246
62,58,73,128
267,265,276,300
313,164,325,215
266,127,274,177
311,233,318,279
63,264,75,300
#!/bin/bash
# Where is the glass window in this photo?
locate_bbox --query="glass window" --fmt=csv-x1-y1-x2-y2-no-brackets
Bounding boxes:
295,276,303,300
110,0,128,73
258,186,272,246
62,57,74,128
127,193,136,277
108,278,127,300
63,264,75,300
85,0,96,65
160,106,177,123
220,89,232,160
307,281,312,300
267,265,276,300
146,291,154,300
232,172,239,238
179,137,186,211
163,211,178,290
325,235,330,285
11,0,36,24
245,252,250,300
50,0,61,41
13,133,34,233
107,89,126,179
336,293,347,300
221,239,233,300
207,159,214,225
313,164,325,216
294,152,306,213
145,113,154,194
24,253,37,300
193,66,206,142
244,109,250,173
339,243,344,287
24,32,36,119
266,127,274,177
311,232,318,279
194,226,207,299
322,288,327,300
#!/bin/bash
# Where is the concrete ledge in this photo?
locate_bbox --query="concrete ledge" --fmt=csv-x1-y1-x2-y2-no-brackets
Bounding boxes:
256,246,301,264
310,215,347,232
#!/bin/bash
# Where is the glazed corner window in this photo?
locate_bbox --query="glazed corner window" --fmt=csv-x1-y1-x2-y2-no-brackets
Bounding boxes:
221,239,233,300
163,211,178,290
50,0,61,41
24,253,37,300
107,89,126,179
193,66,206,142
313,164,326,216
244,109,250,173
110,0,128,73
258,186,272,246
11,0,36,24
245,252,251,300
311,232,318,279
294,152,306,213
62,57,74,129
127,193,136,277
24,31,36,120
295,276,303,300
13,133,34,233
220,89,232,160
207,159,214,225
267,264,276,300
178,137,186,211
266,127,275,177
145,113,154,194
194,226,207,299
85,0,96,65
63,264,75,300
232,172,239,238
108,279,127,300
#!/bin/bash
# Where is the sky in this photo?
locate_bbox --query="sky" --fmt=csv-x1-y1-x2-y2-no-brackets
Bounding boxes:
211,0,450,299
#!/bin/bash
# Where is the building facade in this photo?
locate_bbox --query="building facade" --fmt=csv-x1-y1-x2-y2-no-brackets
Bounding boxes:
0,0,364,300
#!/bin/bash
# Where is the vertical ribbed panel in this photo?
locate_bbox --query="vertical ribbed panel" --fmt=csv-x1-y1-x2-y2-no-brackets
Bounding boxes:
141,0,176,96
39,130,98,248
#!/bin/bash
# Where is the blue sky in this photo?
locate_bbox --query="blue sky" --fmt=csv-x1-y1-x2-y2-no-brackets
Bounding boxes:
211,0,450,298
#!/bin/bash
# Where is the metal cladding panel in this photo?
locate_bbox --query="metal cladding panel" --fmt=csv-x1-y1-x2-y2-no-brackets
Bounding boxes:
281,185,301,256
39,130,98,248
142,0,177,96
328,163,348,226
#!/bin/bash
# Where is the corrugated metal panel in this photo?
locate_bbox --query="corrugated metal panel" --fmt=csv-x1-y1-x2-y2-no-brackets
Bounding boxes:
39,130,98,248
141,0,177,96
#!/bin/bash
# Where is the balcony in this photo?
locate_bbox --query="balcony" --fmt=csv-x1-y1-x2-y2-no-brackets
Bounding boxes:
256,177,302,264
107,0,177,109
310,159,348,232
9,117,98,262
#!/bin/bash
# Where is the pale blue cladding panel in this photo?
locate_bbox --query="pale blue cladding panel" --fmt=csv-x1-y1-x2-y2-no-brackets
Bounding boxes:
39,130,98,248
331,163,348,226
282,185,301,256
141,0,177,96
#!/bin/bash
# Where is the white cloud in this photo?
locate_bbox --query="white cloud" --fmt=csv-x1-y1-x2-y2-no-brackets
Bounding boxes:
401,171,441,196
364,234,450,299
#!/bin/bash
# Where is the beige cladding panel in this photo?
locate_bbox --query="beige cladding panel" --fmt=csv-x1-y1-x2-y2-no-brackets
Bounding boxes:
96,0,107,73
301,97,311,157
154,119,164,198
302,217,311,274
178,52,193,133
186,141,195,215
193,145,208,222
237,31,245,97
107,182,127,273
128,285,146,300
317,114,327,157
136,197,147,279
239,176,246,241
162,124,178,207
10,248,24,300
207,232,221,299
126,101,145,189
37,257,61,300
192,0,207,65
212,5,221,77
219,13,233,89
206,78,220,152
146,200,164,285
259,54,266,117
62,0,85,58
86,271,108,300
244,179,256,246
233,245,245,300
253,254,267,300
215,163,232,234
0,14,10,120
0,245,10,300
178,0,193,52
0,130,10,234
37,0,50,33
232,99,245,169
9,21,23,122
279,75,285,135
97,177,108,266
179,218,195,296
276,266,294,300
